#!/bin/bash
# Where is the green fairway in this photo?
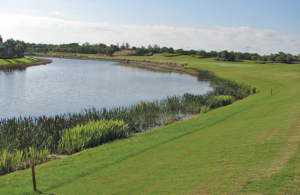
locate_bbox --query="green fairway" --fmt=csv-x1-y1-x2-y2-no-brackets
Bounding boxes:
0,57,40,65
1,56,299,194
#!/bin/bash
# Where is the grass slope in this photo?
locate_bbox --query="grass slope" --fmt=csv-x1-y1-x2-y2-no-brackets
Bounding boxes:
1,57,299,194
0,57,40,65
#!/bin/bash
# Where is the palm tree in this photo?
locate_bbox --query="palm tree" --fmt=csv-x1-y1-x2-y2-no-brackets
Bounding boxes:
4,39,27,58
4,38,16,58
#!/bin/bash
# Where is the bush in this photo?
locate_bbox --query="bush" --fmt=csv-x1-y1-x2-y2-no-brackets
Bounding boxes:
276,55,286,62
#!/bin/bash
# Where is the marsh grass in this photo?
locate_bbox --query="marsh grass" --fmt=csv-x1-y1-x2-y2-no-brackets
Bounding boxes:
0,146,50,175
58,119,128,154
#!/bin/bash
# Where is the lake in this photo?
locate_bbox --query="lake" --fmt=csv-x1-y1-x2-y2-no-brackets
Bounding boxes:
0,58,213,119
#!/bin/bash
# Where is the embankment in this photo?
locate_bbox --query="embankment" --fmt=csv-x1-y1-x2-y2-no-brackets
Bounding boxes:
0,58,52,70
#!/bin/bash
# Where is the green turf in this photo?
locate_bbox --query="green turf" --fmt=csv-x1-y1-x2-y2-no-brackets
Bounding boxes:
0,57,40,65
1,56,299,194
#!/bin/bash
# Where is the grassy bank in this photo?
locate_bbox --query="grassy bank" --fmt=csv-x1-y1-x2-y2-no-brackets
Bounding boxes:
0,57,40,65
1,67,253,175
1,56,300,194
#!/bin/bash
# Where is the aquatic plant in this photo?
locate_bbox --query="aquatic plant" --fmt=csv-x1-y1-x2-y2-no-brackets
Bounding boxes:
58,119,128,154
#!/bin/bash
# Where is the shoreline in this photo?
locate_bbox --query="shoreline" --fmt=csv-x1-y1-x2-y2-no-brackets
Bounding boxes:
33,54,197,76
0,58,53,70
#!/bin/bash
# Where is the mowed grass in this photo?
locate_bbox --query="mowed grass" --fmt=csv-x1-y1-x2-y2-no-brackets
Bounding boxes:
1,56,300,194
0,57,40,65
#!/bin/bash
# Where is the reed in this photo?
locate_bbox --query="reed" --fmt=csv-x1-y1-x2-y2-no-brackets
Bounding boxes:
0,146,50,175
58,119,128,154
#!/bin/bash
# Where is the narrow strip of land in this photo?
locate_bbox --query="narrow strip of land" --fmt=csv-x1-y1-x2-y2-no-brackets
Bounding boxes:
0,57,52,69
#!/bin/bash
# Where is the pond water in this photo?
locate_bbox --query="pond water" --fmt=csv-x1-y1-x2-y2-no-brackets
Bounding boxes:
0,58,213,119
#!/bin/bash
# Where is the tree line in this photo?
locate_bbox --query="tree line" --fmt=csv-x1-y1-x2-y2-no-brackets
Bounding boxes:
25,42,299,63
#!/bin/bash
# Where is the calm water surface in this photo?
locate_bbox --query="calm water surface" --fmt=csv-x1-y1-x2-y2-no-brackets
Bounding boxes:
0,58,213,119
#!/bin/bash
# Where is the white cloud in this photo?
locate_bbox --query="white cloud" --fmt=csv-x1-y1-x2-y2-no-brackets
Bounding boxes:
51,12,68,16
1,12,299,55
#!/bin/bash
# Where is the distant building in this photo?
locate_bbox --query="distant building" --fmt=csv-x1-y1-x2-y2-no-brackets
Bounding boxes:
0,35,5,55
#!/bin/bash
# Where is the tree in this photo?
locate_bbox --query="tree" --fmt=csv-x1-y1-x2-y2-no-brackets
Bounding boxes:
261,55,268,61
276,55,286,62
209,50,218,57
278,51,286,57
147,45,153,51
15,41,25,57
228,51,236,61
235,54,242,60
175,48,184,55
152,44,160,53
197,49,207,56
221,50,229,59
3,39,27,58
167,47,174,53
298,55,300,61
267,55,275,61
120,42,125,49
286,54,294,62
4,38,16,57
161,47,168,52
251,55,260,61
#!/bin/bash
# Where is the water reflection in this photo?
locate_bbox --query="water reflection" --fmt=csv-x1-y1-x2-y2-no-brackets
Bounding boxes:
0,58,213,119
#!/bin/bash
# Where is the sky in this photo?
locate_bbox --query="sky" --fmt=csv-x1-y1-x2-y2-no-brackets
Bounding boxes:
1,0,300,55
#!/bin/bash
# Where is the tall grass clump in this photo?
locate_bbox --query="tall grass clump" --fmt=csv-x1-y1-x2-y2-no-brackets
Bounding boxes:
58,119,128,154
0,68,256,175
0,147,50,175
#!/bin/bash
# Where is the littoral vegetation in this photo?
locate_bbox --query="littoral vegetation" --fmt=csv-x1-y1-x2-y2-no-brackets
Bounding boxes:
58,119,128,154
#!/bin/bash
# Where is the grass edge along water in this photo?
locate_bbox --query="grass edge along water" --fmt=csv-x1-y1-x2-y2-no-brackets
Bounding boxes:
0,69,255,175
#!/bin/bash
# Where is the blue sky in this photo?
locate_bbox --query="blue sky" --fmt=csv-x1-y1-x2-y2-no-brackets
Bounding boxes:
1,0,299,55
